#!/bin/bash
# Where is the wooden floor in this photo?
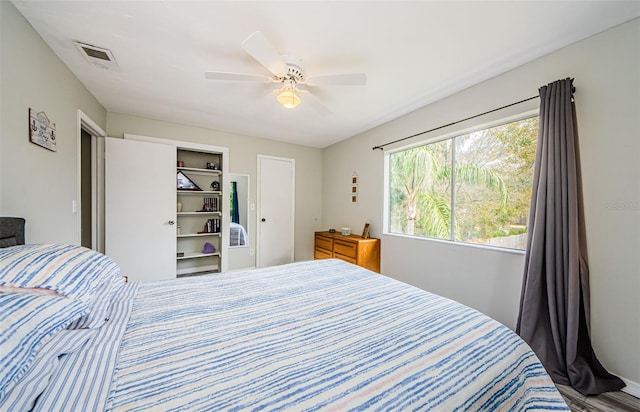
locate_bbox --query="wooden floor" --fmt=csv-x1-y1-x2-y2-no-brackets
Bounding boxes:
557,384,640,412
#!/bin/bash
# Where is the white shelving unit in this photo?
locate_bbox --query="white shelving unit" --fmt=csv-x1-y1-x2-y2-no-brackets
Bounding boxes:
176,251,221,260
177,166,222,176
176,150,225,277
177,233,221,238
177,211,222,216
178,191,222,196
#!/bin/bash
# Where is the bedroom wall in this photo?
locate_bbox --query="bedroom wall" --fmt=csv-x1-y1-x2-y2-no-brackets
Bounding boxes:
0,1,107,244
106,113,324,266
322,18,640,389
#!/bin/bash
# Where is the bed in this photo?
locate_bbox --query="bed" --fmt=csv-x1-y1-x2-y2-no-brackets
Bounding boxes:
0,244,568,411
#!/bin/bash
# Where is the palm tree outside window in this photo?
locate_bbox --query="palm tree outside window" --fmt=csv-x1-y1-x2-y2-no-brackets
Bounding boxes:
387,116,538,250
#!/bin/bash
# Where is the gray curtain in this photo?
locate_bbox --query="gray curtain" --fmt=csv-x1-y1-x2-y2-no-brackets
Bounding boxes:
516,78,624,396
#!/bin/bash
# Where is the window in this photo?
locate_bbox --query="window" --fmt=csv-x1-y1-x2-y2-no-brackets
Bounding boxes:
387,115,538,250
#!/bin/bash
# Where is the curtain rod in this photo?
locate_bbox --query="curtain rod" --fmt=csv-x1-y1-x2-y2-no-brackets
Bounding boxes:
372,95,539,151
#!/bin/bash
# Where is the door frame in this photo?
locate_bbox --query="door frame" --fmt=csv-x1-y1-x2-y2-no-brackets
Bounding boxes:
256,154,295,267
76,110,105,251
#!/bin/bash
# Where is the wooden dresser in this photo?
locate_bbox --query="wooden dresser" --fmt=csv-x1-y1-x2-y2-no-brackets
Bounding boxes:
314,231,380,273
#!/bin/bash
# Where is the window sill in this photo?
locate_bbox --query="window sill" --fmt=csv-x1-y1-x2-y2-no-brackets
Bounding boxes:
382,231,527,256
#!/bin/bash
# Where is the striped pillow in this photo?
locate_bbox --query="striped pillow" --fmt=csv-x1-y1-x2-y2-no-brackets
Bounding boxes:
0,329,95,411
0,293,88,402
0,244,120,304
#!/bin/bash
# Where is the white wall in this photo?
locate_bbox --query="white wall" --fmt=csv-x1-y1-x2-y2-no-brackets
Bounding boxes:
0,1,107,244
106,113,323,266
323,19,640,386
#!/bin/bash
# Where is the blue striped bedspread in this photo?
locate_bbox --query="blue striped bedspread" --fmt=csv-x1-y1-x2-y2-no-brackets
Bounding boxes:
36,259,568,411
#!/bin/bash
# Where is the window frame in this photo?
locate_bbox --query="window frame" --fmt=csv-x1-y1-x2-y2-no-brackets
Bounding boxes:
383,109,539,254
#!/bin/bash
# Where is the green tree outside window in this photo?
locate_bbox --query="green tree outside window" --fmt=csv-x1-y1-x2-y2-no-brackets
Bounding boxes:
389,116,537,250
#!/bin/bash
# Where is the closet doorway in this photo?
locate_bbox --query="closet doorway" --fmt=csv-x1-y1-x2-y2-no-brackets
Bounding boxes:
77,110,105,252
80,128,92,248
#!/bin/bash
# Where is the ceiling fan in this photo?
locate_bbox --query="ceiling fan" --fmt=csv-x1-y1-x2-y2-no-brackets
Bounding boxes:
204,31,366,113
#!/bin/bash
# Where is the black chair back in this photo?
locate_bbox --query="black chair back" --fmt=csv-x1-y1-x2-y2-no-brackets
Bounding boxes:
0,217,26,248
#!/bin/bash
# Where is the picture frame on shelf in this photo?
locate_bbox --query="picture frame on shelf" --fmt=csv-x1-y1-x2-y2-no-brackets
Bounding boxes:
177,171,201,190
361,223,370,239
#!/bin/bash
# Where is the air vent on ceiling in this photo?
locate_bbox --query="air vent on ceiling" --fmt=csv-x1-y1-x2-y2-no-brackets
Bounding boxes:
73,41,117,69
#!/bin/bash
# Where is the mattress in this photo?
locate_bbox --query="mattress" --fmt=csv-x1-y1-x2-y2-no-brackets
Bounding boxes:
29,259,567,411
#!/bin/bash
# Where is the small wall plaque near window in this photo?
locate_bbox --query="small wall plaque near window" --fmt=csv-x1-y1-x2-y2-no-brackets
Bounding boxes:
351,172,358,203
29,108,57,152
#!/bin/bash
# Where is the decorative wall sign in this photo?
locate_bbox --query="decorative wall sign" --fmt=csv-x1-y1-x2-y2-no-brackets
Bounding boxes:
29,108,57,151
351,172,358,203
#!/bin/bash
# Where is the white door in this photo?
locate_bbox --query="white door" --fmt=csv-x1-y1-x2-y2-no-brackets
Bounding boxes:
105,137,176,282
257,155,295,267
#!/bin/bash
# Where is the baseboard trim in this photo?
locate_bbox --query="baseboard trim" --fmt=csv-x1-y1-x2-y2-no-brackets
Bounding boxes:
224,266,257,274
621,377,640,398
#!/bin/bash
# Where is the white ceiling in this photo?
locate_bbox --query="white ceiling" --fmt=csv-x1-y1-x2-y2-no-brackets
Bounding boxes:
12,1,640,148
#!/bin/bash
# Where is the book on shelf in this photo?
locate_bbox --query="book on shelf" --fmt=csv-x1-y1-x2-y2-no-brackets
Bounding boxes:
201,197,218,212
203,218,220,233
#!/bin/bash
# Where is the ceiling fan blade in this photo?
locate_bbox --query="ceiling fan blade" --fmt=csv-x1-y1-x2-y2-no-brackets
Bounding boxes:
205,71,272,82
241,31,288,77
306,73,367,86
298,89,331,115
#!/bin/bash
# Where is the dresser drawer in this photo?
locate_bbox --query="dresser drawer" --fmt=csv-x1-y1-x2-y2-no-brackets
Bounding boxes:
314,247,333,260
334,253,357,265
334,239,357,259
315,235,333,252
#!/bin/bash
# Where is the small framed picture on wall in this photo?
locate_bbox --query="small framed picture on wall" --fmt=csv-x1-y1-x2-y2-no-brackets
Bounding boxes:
352,172,358,203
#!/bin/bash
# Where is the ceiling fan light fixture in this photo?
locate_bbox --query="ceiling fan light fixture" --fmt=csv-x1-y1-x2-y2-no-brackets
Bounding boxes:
277,84,301,109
